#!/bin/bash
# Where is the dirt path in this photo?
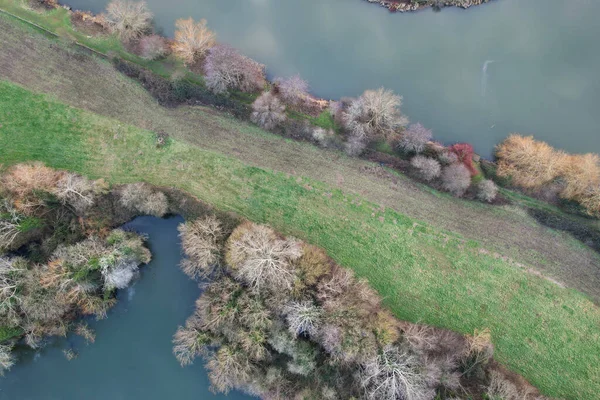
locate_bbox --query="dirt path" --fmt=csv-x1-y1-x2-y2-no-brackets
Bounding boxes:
1,15,599,301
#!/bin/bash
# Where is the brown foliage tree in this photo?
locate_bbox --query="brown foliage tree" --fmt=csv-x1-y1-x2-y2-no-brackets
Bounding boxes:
172,18,216,65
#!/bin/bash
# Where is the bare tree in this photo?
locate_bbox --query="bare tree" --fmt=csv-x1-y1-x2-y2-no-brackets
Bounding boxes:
53,173,96,214
0,257,25,324
178,216,223,279
251,91,287,130
437,150,459,165
343,88,408,141
344,134,367,157
0,200,22,250
205,44,266,94
226,223,302,293
172,18,216,65
360,345,431,400
285,301,322,337
476,179,498,202
105,0,153,40
397,123,433,154
173,317,212,366
206,346,257,394
411,156,441,181
275,75,309,107
139,34,170,60
119,183,168,217
0,344,15,376
441,164,471,197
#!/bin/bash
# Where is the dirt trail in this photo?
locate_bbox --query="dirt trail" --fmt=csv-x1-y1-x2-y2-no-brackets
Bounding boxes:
1,16,599,301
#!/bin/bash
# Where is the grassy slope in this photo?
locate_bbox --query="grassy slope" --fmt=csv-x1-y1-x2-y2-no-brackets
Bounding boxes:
1,81,599,399
1,11,599,305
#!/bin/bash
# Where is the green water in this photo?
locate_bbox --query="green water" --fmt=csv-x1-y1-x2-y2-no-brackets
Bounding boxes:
0,216,251,399
65,0,600,157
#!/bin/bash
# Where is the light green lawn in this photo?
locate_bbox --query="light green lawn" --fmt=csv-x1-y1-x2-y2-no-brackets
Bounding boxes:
1,81,599,399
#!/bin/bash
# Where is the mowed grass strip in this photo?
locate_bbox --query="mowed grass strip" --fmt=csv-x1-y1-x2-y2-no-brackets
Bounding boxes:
1,81,599,398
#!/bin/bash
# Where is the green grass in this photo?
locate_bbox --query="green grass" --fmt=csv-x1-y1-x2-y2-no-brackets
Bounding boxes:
1,81,599,399
0,326,23,343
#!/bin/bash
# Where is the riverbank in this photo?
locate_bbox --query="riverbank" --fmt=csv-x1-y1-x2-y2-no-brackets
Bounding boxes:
365,0,493,13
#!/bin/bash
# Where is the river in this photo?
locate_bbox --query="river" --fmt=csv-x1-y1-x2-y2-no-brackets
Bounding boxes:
0,216,250,400
62,0,600,157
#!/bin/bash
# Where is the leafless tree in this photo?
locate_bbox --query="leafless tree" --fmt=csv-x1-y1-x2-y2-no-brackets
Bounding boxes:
441,164,472,197
54,173,96,214
411,156,441,181
0,344,15,376
285,301,322,337
226,223,302,293
360,345,431,400
139,34,170,60
397,123,433,154
205,44,266,94
119,183,168,217
206,346,257,394
178,216,223,279
344,134,367,157
437,150,459,165
0,257,25,324
251,91,287,130
275,75,309,107
172,18,216,65
105,0,153,40
343,88,408,141
476,179,498,202
173,317,212,366
0,200,22,250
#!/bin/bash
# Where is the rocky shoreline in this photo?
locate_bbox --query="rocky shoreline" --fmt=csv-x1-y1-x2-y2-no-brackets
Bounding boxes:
365,0,492,13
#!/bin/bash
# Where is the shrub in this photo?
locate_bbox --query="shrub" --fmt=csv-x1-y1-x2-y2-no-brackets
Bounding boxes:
225,223,302,293
397,123,433,154
343,88,408,141
411,155,441,181
476,179,498,202
579,187,600,217
178,216,223,279
250,91,287,130
138,34,169,60
274,75,309,107
441,163,471,196
104,0,152,40
496,134,568,188
449,143,477,176
205,44,266,94
119,183,168,217
486,370,521,400
172,18,216,65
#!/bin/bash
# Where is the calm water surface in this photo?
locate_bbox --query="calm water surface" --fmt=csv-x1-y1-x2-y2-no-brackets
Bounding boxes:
65,0,600,157
0,216,251,400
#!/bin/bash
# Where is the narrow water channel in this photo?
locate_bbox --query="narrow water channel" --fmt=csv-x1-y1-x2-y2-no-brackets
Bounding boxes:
64,0,600,157
0,216,251,400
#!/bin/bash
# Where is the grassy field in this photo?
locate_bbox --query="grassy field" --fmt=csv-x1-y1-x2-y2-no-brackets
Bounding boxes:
1,80,600,399
1,11,599,305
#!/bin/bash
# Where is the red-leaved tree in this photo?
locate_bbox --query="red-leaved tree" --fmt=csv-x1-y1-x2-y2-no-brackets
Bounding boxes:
449,143,477,176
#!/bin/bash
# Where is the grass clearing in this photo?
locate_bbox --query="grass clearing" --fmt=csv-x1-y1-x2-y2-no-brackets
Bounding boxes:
1,80,599,398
